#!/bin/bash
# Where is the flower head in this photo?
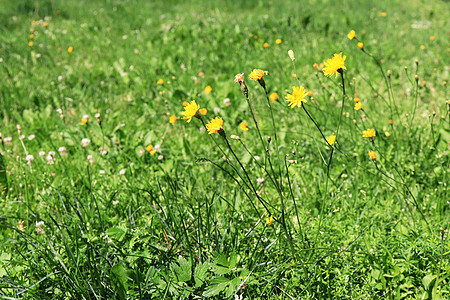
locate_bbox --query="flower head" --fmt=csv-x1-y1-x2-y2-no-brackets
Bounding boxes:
326,135,336,145
199,108,207,115
240,121,249,131
234,73,245,83
357,42,364,49
323,52,347,77
288,50,295,61
157,78,164,85
385,132,391,137
266,215,274,226
354,97,360,103
68,46,74,53
206,117,224,134
81,138,90,147
169,115,177,124
249,69,266,81
362,128,376,138
347,30,356,40
182,100,200,123
204,85,212,94
263,42,269,48
354,102,362,110
368,150,376,160
276,39,282,44
285,86,307,108
269,93,278,102
81,115,89,125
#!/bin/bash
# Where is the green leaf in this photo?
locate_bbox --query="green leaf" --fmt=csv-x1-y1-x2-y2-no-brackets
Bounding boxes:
202,278,229,297
194,262,209,287
170,256,191,282
111,263,129,297
106,226,127,242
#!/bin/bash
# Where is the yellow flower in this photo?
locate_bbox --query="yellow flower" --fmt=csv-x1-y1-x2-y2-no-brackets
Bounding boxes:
249,33,253,37
249,69,266,81
347,30,356,40
28,41,33,47
30,34,34,39
204,85,212,94
234,73,244,83
43,22,48,27
206,117,224,134
68,46,74,53
240,121,249,131
385,132,391,137
323,52,347,77
307,90,313,97
169,115,177,124
263,42,269,48
389,119,393,125
157,78,164,85
354,102,362,110
354,97,360,103
420,45,425,50
81,117,88,125
430,36,435,41
150,149,157,155
285,86,307,108
244,27,248,30
182,101,189,107
380,12,387,17
182,100,200,123
368,151,376,160
266,215,274,226
146,144,154,152
357,42,364,49
276,39,282,44
31,20,36,25
199,108,207,115
326,134,336,145
269,93,278,102
198,72,204,78
422,80,426,86
292,73,297,78
362,128,376,138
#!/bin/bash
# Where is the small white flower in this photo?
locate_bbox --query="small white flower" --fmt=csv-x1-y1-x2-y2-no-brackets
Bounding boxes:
19,135,25,140
82,114,89,120
58,146,67,156
48,151,56,156
57,76,63,82
99,170,105,175
223,98,231,107
46,155,54,165
4,137,12,146
113,200,119,205
35,221,45,234
27,134,35,140
119,169,126,175
87,155,93,164
254,155,261,161
81,138,90,147
25,154,34,164
288,49,295,61
139,149,145,156
158,155,163,160
39,151,46,157
257,177,264,185
213,107,221,114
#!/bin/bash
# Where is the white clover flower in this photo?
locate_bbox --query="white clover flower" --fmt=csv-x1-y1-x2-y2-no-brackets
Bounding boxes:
28,134,35,140
25,154,34,164
257,177,264,185
213,107,221,114
99,170,105,175
223,98,231,107
58,146,67,156
81,138,90,147
39,151,46,157
87,155,93,164
158,155,163,160
4,137,12,146
119,169,126,175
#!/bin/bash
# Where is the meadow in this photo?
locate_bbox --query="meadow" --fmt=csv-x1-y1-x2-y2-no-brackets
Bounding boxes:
0,0,449,298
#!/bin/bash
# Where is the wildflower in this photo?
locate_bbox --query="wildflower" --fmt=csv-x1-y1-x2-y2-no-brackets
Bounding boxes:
422,80,426,86
158,155,164,160
430,36,435,41
326,135,336,145
81,138,90,147
389,119,393,125
354,97,360,103
204,85,212,94
323,52,347,77
68,46,74,53
223,98,231,106
58,146,67,156
30,34,34,39
4,137,12,146
213,107,220,114
28,134,35,140
169,115,177,124
30,28,34,33
385,132,391,137
288,49,295,61
357,42,364,49
146,144,154,152
198,72,204,78
249,69,266,81
206,117,224,134
46,154,54,165
368,151,376,160
199,108,207,115
81,115,88,125
43,22,48,27
18,220,25,231
270,93,278,102
420,45,425,50
99,170,105,175
87,155,93,164
347,30,356,40
313,63,319,69
28,41,33,47
25,154,34,165
234,73,244,83
119,169,126,175
266,215,274,226
257,178,264,185
249,33,253,37
181,100,200,122
35,221,45,234
276,39,282,44
157,78,164,85
354,102,362,110
380,12,387,17
307,90,313,97
182,101,189,106
263,42,269,48
285,86,307,108
240,121,249,131
292,73,297,78
362,128,376,138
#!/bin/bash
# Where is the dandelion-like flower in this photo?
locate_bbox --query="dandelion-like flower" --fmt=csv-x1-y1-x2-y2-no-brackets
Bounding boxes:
357,42,364,50
206,117,224,134
157,78,164,85
362,128,376,138
322,52,347,77
354,102,362,110
263,42,269,48
204,85,212,94
249,69,266,81
368,151,376,160
347,30,356,40
169,115,177,124
385,132,391,137
285,86,307,108
266,215,274,226
240,121,249,131
68,46,74,53
326,135,336,145
234,73,245,83
269,93,278,102
276,39,282,44
199,108,207,115
181,100,200,123
81,115,88,125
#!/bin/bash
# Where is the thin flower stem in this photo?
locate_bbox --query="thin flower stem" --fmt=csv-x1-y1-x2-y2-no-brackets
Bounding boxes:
409,78,419,128
302,105,332,147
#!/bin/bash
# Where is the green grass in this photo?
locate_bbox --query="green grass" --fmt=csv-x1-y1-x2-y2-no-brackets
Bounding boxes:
0,0,449,298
